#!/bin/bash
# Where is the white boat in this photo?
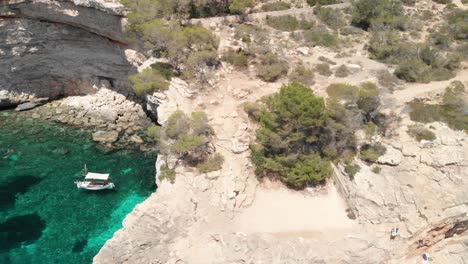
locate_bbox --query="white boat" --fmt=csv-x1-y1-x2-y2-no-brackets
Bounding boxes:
75,168,115,191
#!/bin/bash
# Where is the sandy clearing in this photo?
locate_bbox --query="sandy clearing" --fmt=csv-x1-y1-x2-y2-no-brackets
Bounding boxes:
232,182,355,235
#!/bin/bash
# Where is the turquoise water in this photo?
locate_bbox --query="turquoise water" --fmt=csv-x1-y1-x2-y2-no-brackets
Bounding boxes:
0,111,156,264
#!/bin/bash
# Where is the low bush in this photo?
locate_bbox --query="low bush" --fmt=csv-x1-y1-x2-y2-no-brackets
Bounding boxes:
409,81,467,131
261,2,291,11
266,15,314,32
315,5,347,29
289,64,315,85
229,0,254,15
158,111,214,165
316,63,333,76
351,0,405,30
372,166,381,174
433,0,452,4
159,164,176,183
129,68,169,96
146,124,160,142
303,27,340,48
222,49,249,69
235,24,267,43
256,52,289,82
151,62,176,80
360,143,387,163
394,59,433,83
376,69,400,89
307,0,342,6
407,125,436,141
334,65,350,77
196,153,225,173
447,9,468,40
345,163,361,179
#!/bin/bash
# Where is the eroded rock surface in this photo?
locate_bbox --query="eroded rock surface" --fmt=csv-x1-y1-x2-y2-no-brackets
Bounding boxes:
0,0,133,109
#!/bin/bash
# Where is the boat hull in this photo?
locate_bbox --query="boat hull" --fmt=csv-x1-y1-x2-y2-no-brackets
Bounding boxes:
75,181,115,191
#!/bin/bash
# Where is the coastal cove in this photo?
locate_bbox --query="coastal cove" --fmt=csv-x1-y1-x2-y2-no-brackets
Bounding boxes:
0,111,156,264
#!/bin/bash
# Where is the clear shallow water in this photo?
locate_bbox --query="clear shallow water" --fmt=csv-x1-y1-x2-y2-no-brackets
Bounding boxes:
0,111,156,264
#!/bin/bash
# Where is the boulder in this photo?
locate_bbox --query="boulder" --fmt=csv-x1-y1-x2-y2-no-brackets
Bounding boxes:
296,47,310,56
377,147,402,166
130,135,144,144
92,131,119,143
15,102,38,111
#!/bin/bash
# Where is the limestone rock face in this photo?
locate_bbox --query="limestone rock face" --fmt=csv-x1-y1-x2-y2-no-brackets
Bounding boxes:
0,0,133,109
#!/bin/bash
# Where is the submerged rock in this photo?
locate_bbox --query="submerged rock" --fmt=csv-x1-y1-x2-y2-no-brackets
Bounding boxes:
15,102,38,111
92,131,119,143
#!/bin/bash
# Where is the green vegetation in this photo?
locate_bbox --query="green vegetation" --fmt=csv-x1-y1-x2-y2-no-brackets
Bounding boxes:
345,163,360,179
229,0,254,15
156,111,224,172
307,0,342,6
433,0,452,4
159,164,176,183
266,15,314,32
121,1,220,86
447,9,468,40
334,65,350,78
197,153,225,173
409,81,467,132
235,24,267,43
256,52,289,82
303,27,340,48
289,64,315,85
261,2,291,11
315,63,333,76
372,166,381,174
360,143,386,162
247,82,358,189
351,0,405,30
326,82,382,136
128,68,169,96
222,49,249,69
407,125,436,142
315,5,347,29
146,123,160,142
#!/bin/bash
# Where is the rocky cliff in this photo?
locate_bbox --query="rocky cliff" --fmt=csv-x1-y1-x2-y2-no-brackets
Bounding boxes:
0,0,133,109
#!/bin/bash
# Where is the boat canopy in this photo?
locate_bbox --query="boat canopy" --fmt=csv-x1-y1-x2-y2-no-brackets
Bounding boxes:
85,172,110,181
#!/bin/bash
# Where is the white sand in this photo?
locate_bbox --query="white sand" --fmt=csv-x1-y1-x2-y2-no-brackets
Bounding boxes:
233,182,355,234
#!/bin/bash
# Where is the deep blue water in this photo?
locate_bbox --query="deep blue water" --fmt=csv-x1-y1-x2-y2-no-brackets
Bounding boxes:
0,111,156,264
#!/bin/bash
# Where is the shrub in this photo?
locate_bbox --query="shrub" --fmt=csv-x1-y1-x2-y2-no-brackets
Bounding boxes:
266,15,314,32
158,111,215,164
394,59,433,83
249,82,336,188
129,68,169,96
351,0,405,30
315,5,347,29
303,27,339,48
256,52,289,82
243,101,263,119
334,65,350,78
223,49,249,69
447,10,468,40
229,0,255,15
326,83,359,101
184,50,219,83
315,63,333,76
407,125,436,141
151,62,176,80
146,124,160,142
433,0,452,3
261,2,291,11
372,166,381,174
376,69,400,89
345,163,361,179
235,24,267,43
197,153,225,173
409,82,467,132
307,0,342,6
159,164,176,183
360,143,387,162
289,64,315,85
